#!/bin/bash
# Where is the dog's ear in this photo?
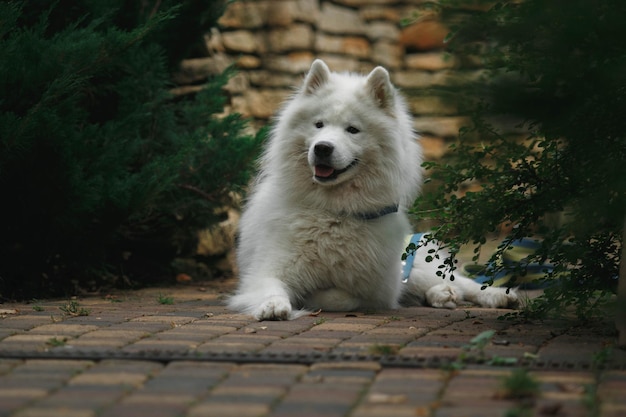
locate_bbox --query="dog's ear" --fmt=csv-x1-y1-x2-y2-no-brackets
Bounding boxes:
302,59,330,95
366,67,394,110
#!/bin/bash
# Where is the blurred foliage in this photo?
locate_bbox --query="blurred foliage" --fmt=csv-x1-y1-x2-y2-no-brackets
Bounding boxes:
0,1,264,298
411,0,625,319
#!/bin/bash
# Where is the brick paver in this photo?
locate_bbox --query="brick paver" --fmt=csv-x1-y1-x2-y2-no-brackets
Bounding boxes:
1,281,625,416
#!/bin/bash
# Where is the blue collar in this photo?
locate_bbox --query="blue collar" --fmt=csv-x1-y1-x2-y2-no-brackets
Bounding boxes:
353,204,399,220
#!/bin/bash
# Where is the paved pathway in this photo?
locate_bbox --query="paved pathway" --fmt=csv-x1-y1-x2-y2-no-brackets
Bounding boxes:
1,280,625,417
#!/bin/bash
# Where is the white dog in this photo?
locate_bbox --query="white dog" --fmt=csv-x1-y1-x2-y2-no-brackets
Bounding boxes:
228,59,518,320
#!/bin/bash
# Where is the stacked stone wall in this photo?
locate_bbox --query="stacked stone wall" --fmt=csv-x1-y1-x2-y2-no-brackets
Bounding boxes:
174,0,490,161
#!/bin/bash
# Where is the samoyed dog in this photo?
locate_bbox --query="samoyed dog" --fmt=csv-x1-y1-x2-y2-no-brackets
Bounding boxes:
229,59,518,320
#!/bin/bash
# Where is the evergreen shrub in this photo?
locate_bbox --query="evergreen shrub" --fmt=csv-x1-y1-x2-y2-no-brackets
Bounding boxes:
411,0,626,319
0,1,264,298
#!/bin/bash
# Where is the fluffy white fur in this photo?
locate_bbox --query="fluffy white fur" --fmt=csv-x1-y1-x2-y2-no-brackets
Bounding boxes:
228,59,518,320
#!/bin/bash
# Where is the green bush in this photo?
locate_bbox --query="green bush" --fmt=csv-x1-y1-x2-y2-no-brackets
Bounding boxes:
0,1,264,298
412,0,625,319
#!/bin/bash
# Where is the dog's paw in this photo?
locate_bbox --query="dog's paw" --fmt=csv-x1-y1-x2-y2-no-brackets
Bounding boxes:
254,295,292,321
426,284,459,309
476,287,519,309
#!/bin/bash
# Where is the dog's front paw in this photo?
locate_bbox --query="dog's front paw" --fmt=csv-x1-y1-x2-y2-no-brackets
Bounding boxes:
254,295,292,321
426,284,459,309
477,288,519,309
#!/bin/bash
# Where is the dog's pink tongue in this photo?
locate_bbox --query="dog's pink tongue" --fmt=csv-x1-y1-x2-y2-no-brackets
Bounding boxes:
315,165,334,178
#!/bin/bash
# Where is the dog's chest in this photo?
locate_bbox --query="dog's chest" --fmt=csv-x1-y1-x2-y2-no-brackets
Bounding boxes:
289,215,362,261
284,213,401,284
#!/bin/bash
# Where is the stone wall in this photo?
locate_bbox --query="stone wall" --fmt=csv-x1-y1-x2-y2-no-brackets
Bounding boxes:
174,0,487,161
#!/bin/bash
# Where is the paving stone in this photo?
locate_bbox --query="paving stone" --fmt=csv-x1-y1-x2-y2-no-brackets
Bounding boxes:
26,324,100,336
435,404,515,417
12,359,94,379
339,332,416,346
12,408,96,417
271,402,353,417
304,367,377,384
0,388,50,408
0,284,624,417
121,340,202,353
1,334,59,344
270,334,343,347
141,378,215,394
0,359,21,375
68,371,149,387
158,360,235,377
351,404,425,417
68,360,162,387
0,328,23,342
284,382,365,403
33,385,128,409
123,392,197,405
309,322,379,333
398,345,462,358
210,384,286,398
73,329,149,340
532,371,595,385
602,403,626,417
220,363,307,387
129,315,198,325
188,402,271,417
99,403,187,417
112,321,179,333
0,315,61,331
260,343,334,355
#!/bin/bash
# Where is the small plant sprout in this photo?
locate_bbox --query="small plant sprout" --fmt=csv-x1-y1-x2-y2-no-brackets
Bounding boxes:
313,317,327,325
450,329,518,369
369,344,400,355
59,300,90,317
466,329,496,360
46,337,68,347
157,294,175,305
499,368,540,400
497,369,541,417
30,299,44,311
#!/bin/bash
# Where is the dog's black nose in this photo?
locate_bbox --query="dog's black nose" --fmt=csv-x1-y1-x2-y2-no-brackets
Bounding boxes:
314,141,334,157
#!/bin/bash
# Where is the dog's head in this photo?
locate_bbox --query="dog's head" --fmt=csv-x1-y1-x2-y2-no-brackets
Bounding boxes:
299,60,399,187
265,59,422,213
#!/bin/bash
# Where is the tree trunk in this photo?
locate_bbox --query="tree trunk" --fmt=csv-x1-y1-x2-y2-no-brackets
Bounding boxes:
618,215,626,348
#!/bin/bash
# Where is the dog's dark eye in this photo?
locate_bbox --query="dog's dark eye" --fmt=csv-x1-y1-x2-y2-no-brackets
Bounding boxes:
315,121,324,129
346,126,360,134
